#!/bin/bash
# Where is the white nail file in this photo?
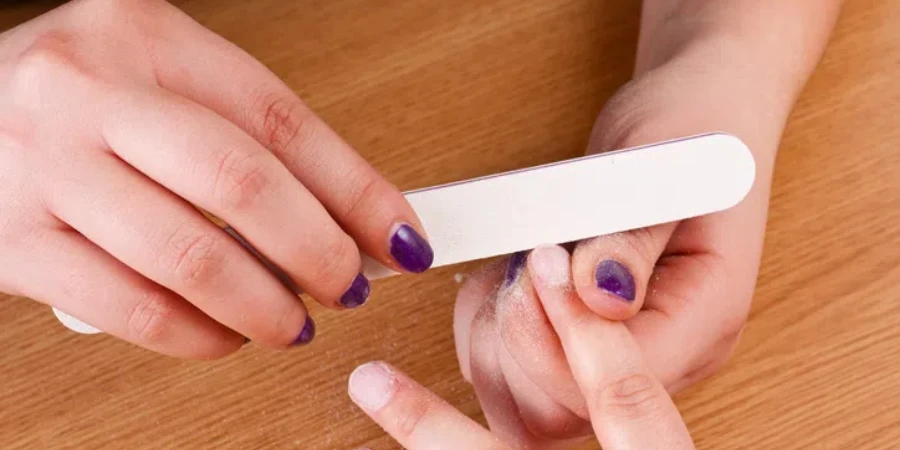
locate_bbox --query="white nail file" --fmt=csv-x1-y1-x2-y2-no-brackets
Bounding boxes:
362,132,755,279
51,132,755,334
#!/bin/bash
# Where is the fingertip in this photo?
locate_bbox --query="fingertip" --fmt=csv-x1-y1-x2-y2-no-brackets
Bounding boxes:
291,315,316,346
571,246,643,321
349,361,397,412
527,244,572,289
453,260,505,384
387,223,434,273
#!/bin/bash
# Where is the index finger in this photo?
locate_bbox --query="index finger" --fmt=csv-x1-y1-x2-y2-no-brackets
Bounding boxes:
146,3,433,274
348,362,508,450
528,245,695,450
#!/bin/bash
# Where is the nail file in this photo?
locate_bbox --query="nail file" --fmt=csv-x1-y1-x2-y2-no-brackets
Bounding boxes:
362,132,755,279
51,132,755,334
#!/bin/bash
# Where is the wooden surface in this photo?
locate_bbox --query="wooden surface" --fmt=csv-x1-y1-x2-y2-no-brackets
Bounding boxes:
2,1,899,448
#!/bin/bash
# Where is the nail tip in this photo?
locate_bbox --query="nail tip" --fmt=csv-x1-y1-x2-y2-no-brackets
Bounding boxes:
504,251,529,286
340,273,371,309
389,224,435,273
595,259,637,302
292,316,316,346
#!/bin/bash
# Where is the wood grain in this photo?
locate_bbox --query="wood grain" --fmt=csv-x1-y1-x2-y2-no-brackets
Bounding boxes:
1,1,899,449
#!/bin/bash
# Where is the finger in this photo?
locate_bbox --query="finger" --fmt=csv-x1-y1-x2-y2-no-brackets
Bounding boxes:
147,4,433,274
348,362,507,450
529,245,695,450
100,85,369,310
453,259,505,383
497,253,590,419
626,249,745,390
494,308,592,441
570,223,677,320
48,154,313,348
16,228,239,358
468,303,547,449
667,326,743,393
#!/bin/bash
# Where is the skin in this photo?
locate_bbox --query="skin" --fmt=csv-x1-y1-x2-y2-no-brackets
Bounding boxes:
0,1,845,444
0,0,434,358
453,0,846,447
350,246,695,449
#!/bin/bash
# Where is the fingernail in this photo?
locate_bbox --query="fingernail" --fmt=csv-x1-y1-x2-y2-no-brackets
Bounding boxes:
594,259,636,301
340,273,371,309
504,251,528,286
348,362,396,411
389,224,434,273
292,316,316,346
531,245,571,287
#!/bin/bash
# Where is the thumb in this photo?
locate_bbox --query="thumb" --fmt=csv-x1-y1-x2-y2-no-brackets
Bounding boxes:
570,73,720,321
529,245,695,450
571,222,676,321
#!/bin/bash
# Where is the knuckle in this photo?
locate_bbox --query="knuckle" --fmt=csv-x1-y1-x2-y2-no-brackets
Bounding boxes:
597,373,665,418
0,206,41,254
212,148,272,211
269,304,304,345
161,226,224,287
305,231,357,287
619,227,661,267
76,0,162,18
125,289,175,344
339,171,382,220
14,33,86,87
251,90,312,156
590,83,655,153
702,352,732,378
720,312,748,341
522,409,589,440
390,396,434,440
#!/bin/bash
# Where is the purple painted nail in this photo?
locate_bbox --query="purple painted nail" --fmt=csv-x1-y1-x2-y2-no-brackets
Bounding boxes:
340,273,371,309
389,224,434,273
292,316,316,346
594,259,636,301
505,251,528,286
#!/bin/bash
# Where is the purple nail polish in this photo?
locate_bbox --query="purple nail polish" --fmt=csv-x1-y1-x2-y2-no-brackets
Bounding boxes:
594,259,636,301
340,273,371,309
504,251,528,286
389,224,434,273
292,316,316,346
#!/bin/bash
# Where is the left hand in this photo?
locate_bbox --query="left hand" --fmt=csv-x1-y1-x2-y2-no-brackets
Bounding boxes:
349,246,695,450
448,0,843,445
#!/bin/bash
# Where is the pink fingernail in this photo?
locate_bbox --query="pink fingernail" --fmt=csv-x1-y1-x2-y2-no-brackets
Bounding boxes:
531,245,572,287
349,362,396,411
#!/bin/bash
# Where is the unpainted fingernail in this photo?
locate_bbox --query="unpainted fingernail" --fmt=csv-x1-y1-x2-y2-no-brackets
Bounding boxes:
531,245,571,287
594,259,636,301
292,316,316,346
348,362,396,411
340,273,371,309
504,251,528,286
389,224,434,273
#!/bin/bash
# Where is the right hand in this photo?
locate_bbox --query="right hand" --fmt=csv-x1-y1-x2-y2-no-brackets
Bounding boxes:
0,0,433,358
349,245,694,450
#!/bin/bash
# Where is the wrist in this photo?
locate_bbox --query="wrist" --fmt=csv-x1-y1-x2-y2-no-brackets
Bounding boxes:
623,24,834,173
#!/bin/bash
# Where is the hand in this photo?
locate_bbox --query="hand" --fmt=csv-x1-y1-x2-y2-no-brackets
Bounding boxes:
451,1,843,445
350,246,694,449
0,0,433,358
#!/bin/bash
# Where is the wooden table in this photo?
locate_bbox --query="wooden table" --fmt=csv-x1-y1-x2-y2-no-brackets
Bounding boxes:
2,1,899,448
